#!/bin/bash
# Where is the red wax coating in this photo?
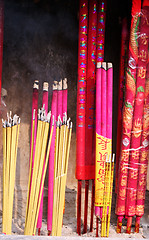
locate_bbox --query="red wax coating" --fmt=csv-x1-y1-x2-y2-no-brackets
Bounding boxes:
116,0,141,224
76,0,88,180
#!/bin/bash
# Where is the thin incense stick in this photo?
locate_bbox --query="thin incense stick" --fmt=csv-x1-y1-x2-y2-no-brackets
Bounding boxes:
0,0,4,103
107,154,115,237
2,119,6,234
47,81,58,235
37,82,49,234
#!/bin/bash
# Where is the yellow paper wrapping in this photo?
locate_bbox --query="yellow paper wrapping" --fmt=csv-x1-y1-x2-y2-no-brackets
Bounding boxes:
95,134,112,206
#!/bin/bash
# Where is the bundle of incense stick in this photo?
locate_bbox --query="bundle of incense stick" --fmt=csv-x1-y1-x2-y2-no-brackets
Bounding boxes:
116,0,149,234
76,0,107,235
101,154,115,237
47,78,68,236
24,107,54,236
52,115,72,236
2,112,20,235
95,62,113,237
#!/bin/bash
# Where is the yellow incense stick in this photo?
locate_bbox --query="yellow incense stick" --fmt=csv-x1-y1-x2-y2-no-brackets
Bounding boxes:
29,121,50,235
25,118,44,234
5,123,12,234
2,121,6,234
8,122,18,234
103,156,111,237
32,121,54,235
57,122,67,236
57,122,72,236
25,111,35,225
107,154,115,237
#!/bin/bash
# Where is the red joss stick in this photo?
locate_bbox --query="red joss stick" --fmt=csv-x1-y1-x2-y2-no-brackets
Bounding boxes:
126,2,149,233
116,0,141,233
96,0,106,63
84,0,97,233
76,0,88,235
115,18,128,194
135,61,149,233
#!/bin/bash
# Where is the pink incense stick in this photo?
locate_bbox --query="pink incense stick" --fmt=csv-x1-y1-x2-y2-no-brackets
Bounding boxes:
62,78,67,116
37,82,49,234
0,0,4,104
106,63,113,215
100,62,107,219
47,81,58,234
57,79,63,120
29,80,39,195
95,62,102,218
95,62,107,220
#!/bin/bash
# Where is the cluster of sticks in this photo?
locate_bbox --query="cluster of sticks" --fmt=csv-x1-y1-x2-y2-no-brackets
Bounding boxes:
27,78,69,236
52,115,72,236
116,0,149,234
76,0,107,235
24,107,54,235
95,62,113,237
100,155,114,237
2,112,20,234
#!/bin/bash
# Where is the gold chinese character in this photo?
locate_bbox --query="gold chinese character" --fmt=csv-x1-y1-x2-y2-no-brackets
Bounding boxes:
138,68,146,79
